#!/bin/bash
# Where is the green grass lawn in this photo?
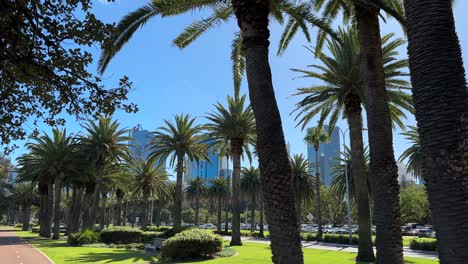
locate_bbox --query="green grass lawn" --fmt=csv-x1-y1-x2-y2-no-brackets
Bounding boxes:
11,228,436,264
14,230,156,264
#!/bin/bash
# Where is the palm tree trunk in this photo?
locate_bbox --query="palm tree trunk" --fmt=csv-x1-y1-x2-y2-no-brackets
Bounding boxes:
38,182,51,237
315,147,323,241
230,139,242,246
174,154,184,230
355,5,403,264
122,201,128,226
259,194,264,238
217,197,222,231
90,161,104,228
142,197,149,231
53,175,63,239
195,187,200,226
22,201,31,231
296,199,302,228
346,100,375,261
250,195,255,233
100,192,107,230
404,1,468,262
155,205,161,227
232,1,303,262
81,182,95,230
114,197,122,226
69,186,84,234
225,155,230,233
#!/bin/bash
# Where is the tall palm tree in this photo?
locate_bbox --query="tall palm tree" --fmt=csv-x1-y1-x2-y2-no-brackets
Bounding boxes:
290,154,315,227
26,128,77,239
398,126,422,180
208,177,230,232
404,1,468,262
81,117,130,229
131,158,170,231
205,95,255,245
312,2,407,262
304,126,328,241
241,166,261,233
185,177,206,226
149,114,208,230
292,27,412,261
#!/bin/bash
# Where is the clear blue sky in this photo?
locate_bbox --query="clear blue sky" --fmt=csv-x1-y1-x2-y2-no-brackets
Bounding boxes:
8,0,468,169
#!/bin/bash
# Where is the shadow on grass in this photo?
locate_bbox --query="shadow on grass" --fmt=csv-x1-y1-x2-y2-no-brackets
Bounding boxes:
68,251,155,264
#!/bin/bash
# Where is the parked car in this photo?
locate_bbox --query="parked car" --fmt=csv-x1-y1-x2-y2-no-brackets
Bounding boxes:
418,228,434,238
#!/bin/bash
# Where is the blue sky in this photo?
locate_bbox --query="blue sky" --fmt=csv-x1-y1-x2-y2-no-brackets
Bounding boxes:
8,0,468,169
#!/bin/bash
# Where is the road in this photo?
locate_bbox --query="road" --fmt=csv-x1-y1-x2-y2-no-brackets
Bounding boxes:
0,228,53,264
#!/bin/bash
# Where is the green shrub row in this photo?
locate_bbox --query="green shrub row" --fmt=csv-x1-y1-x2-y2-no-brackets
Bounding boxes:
322,234,359,245
409,239,437,251
213,230,267,238
67,229,100,246
160,229,223,260
146,226,172,232
100,226,143,244
300,233,317,241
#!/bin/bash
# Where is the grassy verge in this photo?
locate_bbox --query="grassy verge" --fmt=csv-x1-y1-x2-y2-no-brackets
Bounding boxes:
14,229,156,264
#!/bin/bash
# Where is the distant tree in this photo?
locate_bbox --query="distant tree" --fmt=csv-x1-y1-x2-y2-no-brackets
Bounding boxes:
399,185,430,224
241,167,261,233
208,178,230,232
320,186,347,227
290,154,315,226
185,177,206,226
12,182,36,231
398,126,423,180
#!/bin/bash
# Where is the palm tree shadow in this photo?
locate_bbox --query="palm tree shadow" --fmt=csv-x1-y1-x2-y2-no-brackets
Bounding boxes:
69,251,154,264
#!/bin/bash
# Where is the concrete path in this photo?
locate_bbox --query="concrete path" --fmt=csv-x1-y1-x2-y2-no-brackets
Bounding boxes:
0,228,54,264
223,236,439,260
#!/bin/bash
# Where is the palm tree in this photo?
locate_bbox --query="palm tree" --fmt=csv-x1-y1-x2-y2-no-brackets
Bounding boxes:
81,117,130,229
292,27,412,261
131,158,170,231
290,154,315,227
331,146,371,200
208,177,230,232
149,114,208,230
185,177,206,227
12,182,36,231
205,95,255,245
26,128,77,239
398,126,422,180
304,127,328,241
241,166,261,233
312,2,407,262
404,1,468,262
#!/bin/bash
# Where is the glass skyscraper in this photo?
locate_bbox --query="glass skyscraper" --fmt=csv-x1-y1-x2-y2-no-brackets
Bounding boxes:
307,125,341,186
184,140,227,182
129,125,166,170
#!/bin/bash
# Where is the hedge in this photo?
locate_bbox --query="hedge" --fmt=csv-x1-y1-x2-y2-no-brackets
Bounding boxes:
213,230,267,238
300,233,317,241
68,229,100,246
100,226,143,244
322,234,359,245
160,229,223,260
146,226,172,232
409,239,437,251
142,231,160,244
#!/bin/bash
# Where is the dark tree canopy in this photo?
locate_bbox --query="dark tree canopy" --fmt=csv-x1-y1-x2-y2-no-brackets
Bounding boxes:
0,0,137,152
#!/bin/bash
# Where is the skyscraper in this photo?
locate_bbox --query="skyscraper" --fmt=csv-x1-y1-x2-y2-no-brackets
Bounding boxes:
306,125,341,186
184,140,227,182
129,124,166,170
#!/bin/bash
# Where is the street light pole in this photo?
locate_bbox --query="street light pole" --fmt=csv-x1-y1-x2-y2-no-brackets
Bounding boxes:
338,127,353,244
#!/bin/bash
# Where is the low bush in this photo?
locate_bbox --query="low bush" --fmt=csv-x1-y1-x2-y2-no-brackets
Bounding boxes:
15,223,23,229
109,243,145,250
100,226,143,244
67,229,100,246
31,226,40,233
158,226,192,238
160,229,223,260
142,231,161,244
409,239,437,251
147,226,171,232
322,234,359,245
300,233,317,241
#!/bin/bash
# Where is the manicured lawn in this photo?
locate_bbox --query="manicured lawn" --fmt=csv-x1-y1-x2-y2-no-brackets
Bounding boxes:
12,229,436,264
14,230,156,264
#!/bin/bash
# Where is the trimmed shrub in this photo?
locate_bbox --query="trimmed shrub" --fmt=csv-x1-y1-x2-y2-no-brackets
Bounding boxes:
109,243,145,250
158,226,192,238
142,231,161,244
100,226,143,244
67,229,100,246
409,239,437,251
160,229,223,260
323,234,359,245
31,226,40,233
213,230,268,238
300,233,317,241
147,226,171,232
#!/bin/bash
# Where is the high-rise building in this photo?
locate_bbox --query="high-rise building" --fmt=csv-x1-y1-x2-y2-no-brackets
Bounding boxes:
184,141,227,182
129,125,166,170
306,125,341,186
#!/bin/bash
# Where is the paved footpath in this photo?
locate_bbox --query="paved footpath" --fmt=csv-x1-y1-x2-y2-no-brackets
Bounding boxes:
223,236,439,260
0,228,54,264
